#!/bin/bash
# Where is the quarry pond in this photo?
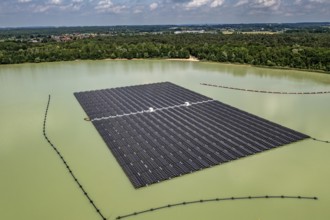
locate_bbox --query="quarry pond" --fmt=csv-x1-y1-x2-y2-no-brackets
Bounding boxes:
1,60,330,220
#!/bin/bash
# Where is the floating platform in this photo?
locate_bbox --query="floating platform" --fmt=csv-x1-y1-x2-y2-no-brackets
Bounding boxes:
74,82,309,188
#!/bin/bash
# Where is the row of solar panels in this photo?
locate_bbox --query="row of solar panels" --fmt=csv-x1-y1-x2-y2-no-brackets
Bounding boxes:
92,100,308,188
74,82,210,119
75,82,309,188
95,101,306,148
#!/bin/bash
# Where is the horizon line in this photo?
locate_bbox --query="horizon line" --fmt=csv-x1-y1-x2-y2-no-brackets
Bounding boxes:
1,21,329,29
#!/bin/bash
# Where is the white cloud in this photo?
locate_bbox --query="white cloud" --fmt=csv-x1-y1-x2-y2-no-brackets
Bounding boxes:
134,8,143,14
150,2,158,11
237,0,281,11
2,0,330,25
185,0,209,9
252,0,281,9
59,1,84,11
95,0,113,10
110,5,126,13
210,0,224,7
50,0,62,5
183,0,225,9
133,5,144,14
234,0,249,7
33,5,51,12
95,0,126,13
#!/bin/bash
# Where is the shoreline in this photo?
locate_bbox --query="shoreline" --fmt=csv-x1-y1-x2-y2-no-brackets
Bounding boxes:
166,56,199,62
196,61,328,74
103,56,200,62
1,57,328,75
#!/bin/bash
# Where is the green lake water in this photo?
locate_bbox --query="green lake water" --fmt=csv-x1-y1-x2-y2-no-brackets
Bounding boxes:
1,60,330,220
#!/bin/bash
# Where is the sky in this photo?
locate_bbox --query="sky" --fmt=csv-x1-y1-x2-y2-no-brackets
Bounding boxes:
0,0,329,27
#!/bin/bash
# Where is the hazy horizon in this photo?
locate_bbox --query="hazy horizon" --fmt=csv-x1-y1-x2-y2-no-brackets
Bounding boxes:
0,0,329,27
1,21,330,29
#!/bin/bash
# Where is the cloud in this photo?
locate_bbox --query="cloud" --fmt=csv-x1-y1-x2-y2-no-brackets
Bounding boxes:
33,5,51,13
150,2,158,11
234,0,281,10
210,0,224,7
95,0,112,10
133,8,143,14
1,0,330,26
252,0,281,9
50,0,62,5
185,0,209,9
234,0,249,7
183,0,225,9
95,0,125,13
234,0,281,13
59,0,85,11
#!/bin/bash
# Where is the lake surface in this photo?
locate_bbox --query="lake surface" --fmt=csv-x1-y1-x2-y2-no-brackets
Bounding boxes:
1,60,330,220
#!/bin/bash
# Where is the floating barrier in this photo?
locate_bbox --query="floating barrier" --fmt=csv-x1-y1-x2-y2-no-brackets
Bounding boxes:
116,195,318,219
201,83,330,144
200,83,330,95
43,95,107,220
311,138,330,144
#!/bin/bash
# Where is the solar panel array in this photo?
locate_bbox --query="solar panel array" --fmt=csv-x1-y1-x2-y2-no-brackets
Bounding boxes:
74,82,309,188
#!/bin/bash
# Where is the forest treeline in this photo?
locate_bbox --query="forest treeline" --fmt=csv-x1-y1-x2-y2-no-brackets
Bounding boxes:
0,33,329,72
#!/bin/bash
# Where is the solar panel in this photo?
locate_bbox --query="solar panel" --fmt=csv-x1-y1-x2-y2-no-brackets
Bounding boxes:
74,82,309,188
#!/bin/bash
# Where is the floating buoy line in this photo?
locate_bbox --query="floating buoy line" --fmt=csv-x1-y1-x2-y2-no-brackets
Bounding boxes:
311,137,330,144
115,195,318,219
201,83,330,144
43,95,322,220
201,83,330,95
43,95,107,220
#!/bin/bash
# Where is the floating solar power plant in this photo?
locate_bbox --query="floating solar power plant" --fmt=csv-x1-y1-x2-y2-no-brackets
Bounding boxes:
74,82,210,120
74,82,309,188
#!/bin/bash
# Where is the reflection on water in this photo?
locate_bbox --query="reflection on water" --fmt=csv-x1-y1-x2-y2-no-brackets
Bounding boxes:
0,60,330,220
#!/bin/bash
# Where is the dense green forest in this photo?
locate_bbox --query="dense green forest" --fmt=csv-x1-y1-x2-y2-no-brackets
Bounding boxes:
0,32,329,72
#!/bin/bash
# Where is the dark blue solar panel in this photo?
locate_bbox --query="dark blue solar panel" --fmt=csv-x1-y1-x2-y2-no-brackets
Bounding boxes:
75,82,309,188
